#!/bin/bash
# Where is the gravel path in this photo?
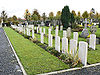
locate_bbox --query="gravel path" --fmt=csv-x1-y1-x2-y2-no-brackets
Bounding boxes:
0,28,23,75
54,65,100,75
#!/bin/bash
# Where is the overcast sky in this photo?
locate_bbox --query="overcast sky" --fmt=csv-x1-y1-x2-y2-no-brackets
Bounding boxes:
0,0,100,18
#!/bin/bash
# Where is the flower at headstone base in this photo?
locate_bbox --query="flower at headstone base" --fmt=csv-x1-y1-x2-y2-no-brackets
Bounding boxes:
87,34,90,38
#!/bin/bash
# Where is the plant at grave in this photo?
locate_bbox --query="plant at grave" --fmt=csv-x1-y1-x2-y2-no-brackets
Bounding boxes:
59,54,67,60
37,42,44,46
46,47,61,57
23,34,31,39
64,49,81,67
21,33,24,36
19,31,23,34
50,49,61,57
46,47,54,52
32,37,38,43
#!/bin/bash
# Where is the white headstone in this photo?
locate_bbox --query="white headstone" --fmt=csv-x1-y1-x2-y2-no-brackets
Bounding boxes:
63,30,67,37
32,29,34,39
78,41,88,66
89,34,96,50
43,28,45,34
56,26,59,30
57,36,60,52
41,33,44,44
73,32,78,41
55,28,58,50
55,28,58,36
70,39,77,56
67,27,71,39
35,27,36,30
28,29,30,36
48,34,53,47
48,28,51,35
60,26,63,30
40,27,42,34
62,37,68,54
26,28,29,36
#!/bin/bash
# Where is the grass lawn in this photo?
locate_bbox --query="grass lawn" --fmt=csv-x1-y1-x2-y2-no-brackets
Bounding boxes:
4,27,69,75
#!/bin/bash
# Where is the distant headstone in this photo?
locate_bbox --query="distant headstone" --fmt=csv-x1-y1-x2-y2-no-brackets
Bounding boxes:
55,28,58,50
73,32,78,41
89,34,96,50
34,27,36,30
48,34,53,47
48,28,51,35
28,29,30,36
41,21,45,26
80,18,89,38
80,29,89,38
40,27,42,34
48,29,52,47
70,39,77,56
62,37,68,54
57,36,60,52
26,28,29,36
78,41,88,66
56,26,59,30
67,27,71,39
90,25,97,34
60,26,63,30
63,30,67,37
43,28,45,34
55,28,58,36
41,33,44,44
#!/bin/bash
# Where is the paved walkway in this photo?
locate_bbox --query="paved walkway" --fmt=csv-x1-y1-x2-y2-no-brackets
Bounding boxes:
55,65,100,75
0,28,23,75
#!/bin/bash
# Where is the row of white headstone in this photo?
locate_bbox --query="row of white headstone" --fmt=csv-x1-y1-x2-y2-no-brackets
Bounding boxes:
22,26,96,66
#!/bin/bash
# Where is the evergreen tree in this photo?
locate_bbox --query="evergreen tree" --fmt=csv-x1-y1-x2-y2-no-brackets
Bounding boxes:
70,13,75,24
61,5,71,29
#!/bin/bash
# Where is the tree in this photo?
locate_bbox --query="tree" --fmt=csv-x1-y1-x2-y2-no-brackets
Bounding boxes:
1,10,7,23
95,12,99,19
12,15,18,25
61,5,71,29
31,14,38,21
24,9,31,21
42,12,46,22
12,15,17,21
82,11,89,19
78,11,81,17
72,10,76,17
70,13,75,24
31,9,40,20
55,11,61,20
49,12,54,21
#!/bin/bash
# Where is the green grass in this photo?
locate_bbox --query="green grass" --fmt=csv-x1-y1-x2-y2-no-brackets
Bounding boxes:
88,45,100,64
4,27,69,75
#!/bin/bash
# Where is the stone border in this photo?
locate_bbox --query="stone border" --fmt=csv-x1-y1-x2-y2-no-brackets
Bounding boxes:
38,63,100,75
3,28,27,75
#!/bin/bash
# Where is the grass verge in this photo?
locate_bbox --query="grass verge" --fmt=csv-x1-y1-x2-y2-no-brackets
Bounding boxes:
4,27,69,75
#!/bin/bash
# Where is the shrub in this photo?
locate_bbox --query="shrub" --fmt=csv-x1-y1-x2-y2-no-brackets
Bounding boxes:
59,54,67,60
